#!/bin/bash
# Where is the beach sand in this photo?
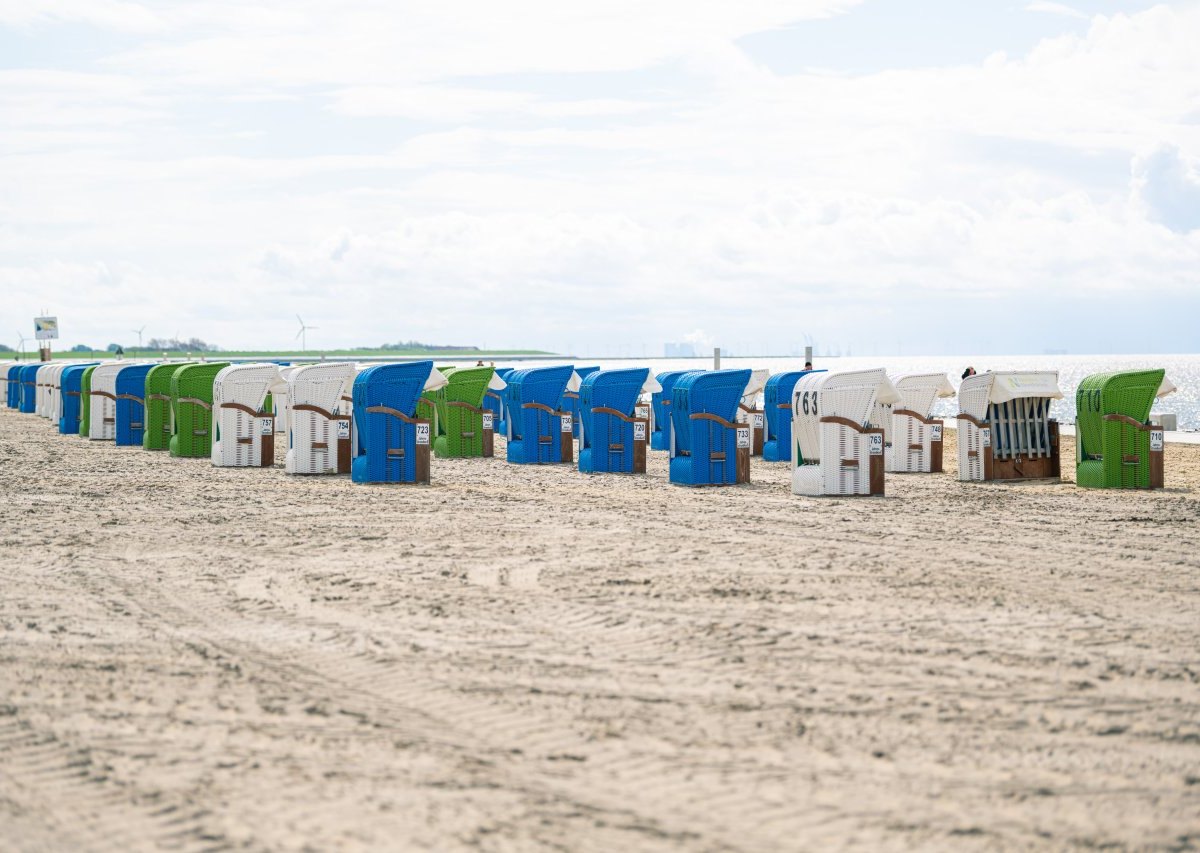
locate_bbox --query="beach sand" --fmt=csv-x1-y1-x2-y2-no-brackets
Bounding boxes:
1,406,1198,851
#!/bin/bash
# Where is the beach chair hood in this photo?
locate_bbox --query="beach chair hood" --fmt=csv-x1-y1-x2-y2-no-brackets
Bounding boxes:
959,371,1063,420
742,369,770,400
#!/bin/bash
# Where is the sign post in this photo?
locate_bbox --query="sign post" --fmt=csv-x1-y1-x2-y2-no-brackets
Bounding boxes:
34,316,58,362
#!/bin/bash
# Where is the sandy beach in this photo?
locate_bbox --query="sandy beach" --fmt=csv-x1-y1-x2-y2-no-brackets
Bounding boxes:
1,405,1198,852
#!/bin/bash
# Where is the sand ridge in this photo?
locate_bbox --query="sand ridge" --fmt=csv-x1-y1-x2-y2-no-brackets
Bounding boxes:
1,406,1199,851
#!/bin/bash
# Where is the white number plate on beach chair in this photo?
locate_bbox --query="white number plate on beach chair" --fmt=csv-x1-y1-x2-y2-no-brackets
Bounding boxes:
561,415,573,433
869,433,883,455
753,413,764,429
931,424,943,441
337,420,350,439
260,417,274,435
416,423,430,445
980,427,991,448
1150,430,1163,451
633,422,647,441
736,428,750,449
482,412,494,430
635,405,649,420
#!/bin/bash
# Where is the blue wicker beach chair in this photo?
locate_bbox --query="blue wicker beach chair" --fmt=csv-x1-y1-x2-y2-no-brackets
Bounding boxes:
762,370,824,462
578,368,650,474
505,365,576,465
668,369,752,486
560,365,598,438
7,363,25,408
485,367,512,437
114,363,156,446
18,364,42,413
58,364,96,433
650,370,688,451
351,361,437,484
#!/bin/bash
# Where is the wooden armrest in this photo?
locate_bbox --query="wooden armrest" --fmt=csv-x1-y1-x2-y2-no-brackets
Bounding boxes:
956,413,988,429
365,405,425,425
894,408,939,425
819,415,871,433
177,397,212,411
1103,414,1150,431
690,412,740,430
219,402,262,417
593,406,639,423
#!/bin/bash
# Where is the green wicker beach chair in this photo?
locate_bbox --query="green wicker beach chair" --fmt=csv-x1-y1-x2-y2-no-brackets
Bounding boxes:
1076,369,1169,489
77,366,98,437
432,366,496,458
143,363,196,450
169,362,231,458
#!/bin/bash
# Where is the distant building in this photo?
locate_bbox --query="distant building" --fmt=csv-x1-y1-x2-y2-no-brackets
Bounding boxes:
664,342,696,358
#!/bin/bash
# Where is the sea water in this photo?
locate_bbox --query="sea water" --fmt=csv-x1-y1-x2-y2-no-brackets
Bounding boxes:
507,354,1200,432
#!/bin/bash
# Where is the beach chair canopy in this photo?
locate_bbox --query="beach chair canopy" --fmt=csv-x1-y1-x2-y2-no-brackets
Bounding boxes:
1076,369,1173,489
57,364,96,434
668,369,752,486
650,370,689,451
19,364,43,413
114,363,157,446
792,368,899,465
42,363,65,421
35,364,55,417
1,362,20,408
503,365,576,464
957,371,1063,420
88,363,131,439
142,362,195,449
578,368,655,474
351,361,442,483
285,362,356,475
893,373,955,417
169,362,232,457
211,363,284,466
957,370,1063,479
427,365,500,458
762,369,824,462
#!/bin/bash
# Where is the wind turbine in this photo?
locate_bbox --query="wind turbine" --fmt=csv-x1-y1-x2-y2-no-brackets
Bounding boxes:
15,331,27,360
295,315,318,352
132,325,146,352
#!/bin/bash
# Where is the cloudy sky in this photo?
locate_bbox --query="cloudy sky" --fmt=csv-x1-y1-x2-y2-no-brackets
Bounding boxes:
1,0,1197,356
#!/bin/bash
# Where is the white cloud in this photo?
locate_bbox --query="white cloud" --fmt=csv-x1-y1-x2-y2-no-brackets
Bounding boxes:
1,2,1198,353
1132,144,1200,233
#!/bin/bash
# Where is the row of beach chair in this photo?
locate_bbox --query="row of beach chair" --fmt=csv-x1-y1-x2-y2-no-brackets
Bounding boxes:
0,359,1175,492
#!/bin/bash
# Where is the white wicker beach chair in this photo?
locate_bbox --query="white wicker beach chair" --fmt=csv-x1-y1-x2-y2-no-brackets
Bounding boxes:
957,371,1063,482
43,363,65,422
211,363,283,467
273,365,306,437
36,363,57,418
285,362,357,475
791,368,898,497
87,363,127,439
877,373,955,473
